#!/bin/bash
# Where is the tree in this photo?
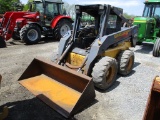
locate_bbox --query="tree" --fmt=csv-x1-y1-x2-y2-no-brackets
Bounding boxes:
0,0,24,14
123,13,135,19
23,0,33,11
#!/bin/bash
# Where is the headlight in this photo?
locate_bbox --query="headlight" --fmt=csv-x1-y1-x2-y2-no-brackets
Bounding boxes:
36,16,40,19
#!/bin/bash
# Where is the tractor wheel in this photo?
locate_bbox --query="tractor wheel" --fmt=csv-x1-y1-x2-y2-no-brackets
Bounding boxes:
153,38,160,57
20,24,41,45
12,32,20,40
117,50,134,76
92,57,118,90
54,19,72,40
0,36,6,48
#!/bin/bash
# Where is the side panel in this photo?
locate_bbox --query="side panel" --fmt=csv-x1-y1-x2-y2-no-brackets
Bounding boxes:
102,42,131,58
50,15,73,29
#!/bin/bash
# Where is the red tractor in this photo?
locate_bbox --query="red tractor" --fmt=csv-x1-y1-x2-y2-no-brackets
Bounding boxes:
0,0,73,48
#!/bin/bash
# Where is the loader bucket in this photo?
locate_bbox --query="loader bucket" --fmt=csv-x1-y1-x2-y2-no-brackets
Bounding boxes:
18,58,95,118
143,76,160,120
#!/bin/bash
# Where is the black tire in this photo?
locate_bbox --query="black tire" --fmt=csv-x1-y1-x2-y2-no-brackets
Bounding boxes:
0,36,6,48
20,24,41,45
92,57,118,90
117,50,134,76
12,32,20,40
54,19,72,40
153,38,160,57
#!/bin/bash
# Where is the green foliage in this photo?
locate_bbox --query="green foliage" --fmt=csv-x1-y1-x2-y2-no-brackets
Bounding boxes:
0,0,24,13
23,0,34,11
123,13,135,19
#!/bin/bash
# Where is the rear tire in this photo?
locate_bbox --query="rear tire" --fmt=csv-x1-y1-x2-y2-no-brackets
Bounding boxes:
12,32,20,40
54,19,72,40
20,24,41,45
0,36,6,48
153,38,160,57
92,57,118,90
117,50,134,76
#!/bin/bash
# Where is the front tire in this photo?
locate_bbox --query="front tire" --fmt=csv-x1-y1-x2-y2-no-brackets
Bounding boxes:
54,19,72,40
153,38,160,57
92,57,118,90
20,24,41,45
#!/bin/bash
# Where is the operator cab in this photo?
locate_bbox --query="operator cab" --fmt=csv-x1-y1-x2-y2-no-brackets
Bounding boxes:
73,4,123,49
143,2,160,27
30,0,64,26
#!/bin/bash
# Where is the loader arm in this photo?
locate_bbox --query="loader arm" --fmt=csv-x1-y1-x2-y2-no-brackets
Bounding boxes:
57,14,81,64
112,7,132,27
0,12,26,41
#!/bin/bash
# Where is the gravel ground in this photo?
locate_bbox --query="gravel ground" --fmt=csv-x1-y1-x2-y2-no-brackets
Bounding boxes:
0,39,160,120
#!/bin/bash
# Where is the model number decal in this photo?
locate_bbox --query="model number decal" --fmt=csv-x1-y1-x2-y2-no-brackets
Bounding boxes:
114,30,130,38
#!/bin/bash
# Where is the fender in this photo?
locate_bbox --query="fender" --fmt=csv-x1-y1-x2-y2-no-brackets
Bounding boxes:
25,22,43,31
51,15,73,29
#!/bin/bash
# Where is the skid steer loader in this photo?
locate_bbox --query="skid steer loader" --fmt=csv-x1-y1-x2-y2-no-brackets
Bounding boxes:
18,4,138,118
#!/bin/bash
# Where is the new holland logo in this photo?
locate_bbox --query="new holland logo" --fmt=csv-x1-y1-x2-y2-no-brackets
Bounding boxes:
114,30,130,39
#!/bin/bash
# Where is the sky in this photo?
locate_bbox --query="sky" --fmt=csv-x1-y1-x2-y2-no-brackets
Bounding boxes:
21,0,145,16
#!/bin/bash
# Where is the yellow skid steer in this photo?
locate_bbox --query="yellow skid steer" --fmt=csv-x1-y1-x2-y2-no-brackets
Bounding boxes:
18,4,137,118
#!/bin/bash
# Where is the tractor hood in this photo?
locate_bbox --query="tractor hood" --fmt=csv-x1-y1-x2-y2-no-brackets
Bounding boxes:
133,17,155,41
134,17,155,24
23,12,40,20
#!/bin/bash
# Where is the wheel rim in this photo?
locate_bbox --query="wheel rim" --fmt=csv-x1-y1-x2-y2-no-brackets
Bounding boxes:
27,29,38,41
105,66,115,85
60,24,70,37
127,56,134,71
